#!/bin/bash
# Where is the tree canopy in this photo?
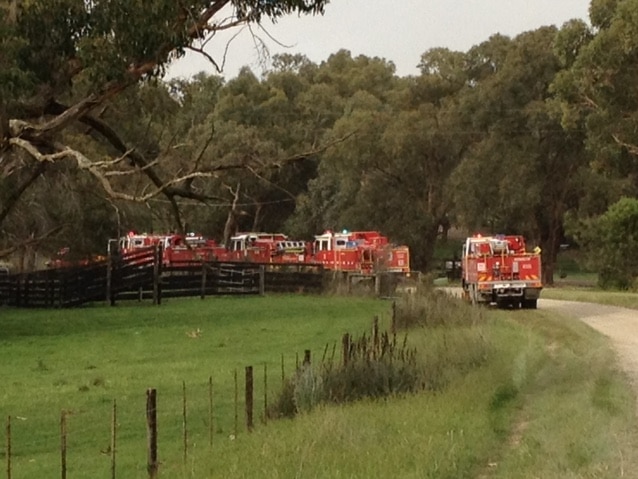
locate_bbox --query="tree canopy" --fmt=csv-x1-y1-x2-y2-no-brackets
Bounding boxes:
3,0,638,287
0,0,328,257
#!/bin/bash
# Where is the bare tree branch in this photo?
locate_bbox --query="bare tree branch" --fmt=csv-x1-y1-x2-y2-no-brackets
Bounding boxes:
222,182,243,246
612,133,638,157
0,162,47,226
185,45,222,73
0,225,63,260
246,165,297,200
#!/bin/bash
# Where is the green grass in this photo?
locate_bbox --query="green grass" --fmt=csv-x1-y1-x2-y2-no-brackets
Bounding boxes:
553,271,598,287
171,305,638,479
1,293,637,478
0,295,389,477
542,287,638,309
485,308,638,478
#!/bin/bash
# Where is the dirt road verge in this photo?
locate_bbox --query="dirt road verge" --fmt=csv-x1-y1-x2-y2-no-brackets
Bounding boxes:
541,298,638,403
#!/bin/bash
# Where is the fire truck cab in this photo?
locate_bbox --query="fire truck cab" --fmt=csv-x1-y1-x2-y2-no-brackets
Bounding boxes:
227,232,289,262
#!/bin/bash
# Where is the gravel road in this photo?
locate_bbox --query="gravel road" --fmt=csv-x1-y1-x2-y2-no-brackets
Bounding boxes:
540,298,638,398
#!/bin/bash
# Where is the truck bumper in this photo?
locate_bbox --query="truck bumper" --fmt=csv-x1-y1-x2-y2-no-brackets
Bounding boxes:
477,283,542,303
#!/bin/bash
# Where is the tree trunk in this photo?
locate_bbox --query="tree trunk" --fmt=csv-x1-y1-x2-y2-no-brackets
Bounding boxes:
540,222,562,287
419,224,440,272
251,203,262,232
222,184,241,247
542,254,555,286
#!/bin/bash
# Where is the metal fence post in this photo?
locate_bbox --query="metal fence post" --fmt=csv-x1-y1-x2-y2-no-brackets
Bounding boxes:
146,389,158,479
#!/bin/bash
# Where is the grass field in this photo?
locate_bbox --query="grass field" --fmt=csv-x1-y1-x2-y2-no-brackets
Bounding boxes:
0,295,389,477
1,292,637,478
541,286,638,309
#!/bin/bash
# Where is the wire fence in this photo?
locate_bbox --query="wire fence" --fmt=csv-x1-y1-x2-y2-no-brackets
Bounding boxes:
3,310,407,478
3,351,314,478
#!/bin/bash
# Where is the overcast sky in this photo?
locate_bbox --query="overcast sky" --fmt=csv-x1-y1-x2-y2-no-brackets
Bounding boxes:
166,0,591,80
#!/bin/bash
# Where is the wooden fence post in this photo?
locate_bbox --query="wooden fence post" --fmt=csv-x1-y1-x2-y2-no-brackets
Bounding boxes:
245,366,254,432
263,363,268,425
153,245,162,305
47,268,54,308
259,266,265,295
146,389,158,479
60,410,67,479
58,273,65,308
24,275,30,308
233,370,238,438
16,276,22,308
106,249,113,306
201,264,207,300
6,415,11,479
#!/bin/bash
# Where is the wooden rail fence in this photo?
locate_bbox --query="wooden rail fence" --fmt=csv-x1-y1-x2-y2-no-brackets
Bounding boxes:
0,246,325,308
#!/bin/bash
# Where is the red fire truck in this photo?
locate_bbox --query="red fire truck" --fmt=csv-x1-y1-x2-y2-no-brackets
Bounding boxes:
115,232,222,265
222,230,410,274
461,234,542,309
113,229,410,275
312,230,410,274
225,232,296,263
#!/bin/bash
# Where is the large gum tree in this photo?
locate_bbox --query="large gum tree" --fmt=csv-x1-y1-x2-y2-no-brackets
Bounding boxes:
0,0,327,258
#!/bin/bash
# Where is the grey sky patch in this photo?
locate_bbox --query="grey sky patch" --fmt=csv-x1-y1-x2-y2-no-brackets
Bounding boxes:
166,0,591,80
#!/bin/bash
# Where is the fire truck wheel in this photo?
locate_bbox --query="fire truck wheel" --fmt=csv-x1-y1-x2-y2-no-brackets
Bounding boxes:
521,299,537,309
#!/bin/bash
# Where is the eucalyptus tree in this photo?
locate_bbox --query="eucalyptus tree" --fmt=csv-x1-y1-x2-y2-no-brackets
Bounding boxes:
555,0,638,199
549,1,638,285
450,28,588,284
160,62,331,243
188,67,302,241
289,49,470,270
0,0,328,258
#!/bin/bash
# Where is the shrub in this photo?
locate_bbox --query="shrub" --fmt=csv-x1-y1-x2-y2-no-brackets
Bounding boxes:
294,364,325,413
571,197,638,289
268,328,421,417
392,284,483,329
268,288,490,418
321,331,421,403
